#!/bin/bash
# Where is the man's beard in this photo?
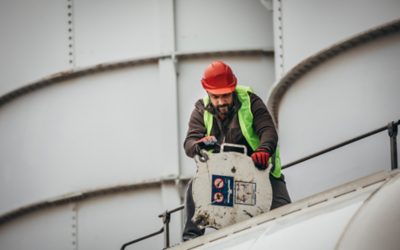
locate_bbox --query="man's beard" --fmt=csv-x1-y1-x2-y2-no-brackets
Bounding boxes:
216,104,232,115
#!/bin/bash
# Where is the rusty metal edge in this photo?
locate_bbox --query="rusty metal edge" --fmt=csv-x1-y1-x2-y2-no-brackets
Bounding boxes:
0,49,273,109
0,176,190,226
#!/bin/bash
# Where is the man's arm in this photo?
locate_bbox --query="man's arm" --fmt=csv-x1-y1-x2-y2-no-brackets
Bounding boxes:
250,93,278,154
183,100,207,158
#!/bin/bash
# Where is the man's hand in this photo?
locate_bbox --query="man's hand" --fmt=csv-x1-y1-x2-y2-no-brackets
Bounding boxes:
196,136,218,147
194,136,218,156
251,149,270,170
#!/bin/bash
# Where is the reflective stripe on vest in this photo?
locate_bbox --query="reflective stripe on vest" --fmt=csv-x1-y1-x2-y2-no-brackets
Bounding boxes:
203,85,281,178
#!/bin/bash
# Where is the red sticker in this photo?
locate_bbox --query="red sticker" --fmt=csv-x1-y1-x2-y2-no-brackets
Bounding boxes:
214,178,224,189
213,192,224,203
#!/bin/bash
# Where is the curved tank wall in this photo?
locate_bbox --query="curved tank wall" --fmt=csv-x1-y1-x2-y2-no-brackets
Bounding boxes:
0,64,175,213
0,0,275,249
0,185,180,250
273,0,400,77
0,0,71,95
270,0,400,201
279,33,400,200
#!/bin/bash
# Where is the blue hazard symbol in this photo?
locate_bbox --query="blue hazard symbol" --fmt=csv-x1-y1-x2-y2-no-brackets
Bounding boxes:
211,175,234,207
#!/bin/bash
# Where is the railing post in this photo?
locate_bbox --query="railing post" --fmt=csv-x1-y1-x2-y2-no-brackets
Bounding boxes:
158,205,185,249
388,121,398,170
161,211,171,249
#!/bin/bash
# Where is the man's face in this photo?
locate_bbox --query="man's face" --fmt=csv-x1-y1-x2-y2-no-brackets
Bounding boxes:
208,92,234,115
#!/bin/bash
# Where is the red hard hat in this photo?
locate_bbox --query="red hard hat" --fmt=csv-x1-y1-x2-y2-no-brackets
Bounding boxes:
201,60,237,94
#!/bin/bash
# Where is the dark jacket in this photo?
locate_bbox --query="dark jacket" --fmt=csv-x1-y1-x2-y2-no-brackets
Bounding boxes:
184,91,278,157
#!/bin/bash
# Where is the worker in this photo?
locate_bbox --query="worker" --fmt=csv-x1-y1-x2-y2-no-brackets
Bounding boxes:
182,60,291,241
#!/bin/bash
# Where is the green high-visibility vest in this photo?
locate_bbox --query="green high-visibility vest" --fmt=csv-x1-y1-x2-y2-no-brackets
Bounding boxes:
203,85,281,178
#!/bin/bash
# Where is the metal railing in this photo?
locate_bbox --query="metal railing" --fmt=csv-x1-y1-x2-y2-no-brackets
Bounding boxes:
121,119,399,250
121,205,184,250
282,120,398,170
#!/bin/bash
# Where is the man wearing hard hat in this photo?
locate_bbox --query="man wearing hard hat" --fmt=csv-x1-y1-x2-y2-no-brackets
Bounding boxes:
183,60,291,240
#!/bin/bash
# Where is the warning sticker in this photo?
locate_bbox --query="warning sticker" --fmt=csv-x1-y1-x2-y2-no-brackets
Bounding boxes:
213,177,225,189
213,192,224,203
211,175,234,207
235,181,256,206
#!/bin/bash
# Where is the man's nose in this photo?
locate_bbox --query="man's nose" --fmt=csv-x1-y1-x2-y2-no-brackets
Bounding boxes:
217,98,227,106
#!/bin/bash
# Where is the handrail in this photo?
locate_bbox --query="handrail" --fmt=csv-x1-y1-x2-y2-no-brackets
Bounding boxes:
121,227,164,250
283,123,386,169
121,119,399,249
121,205,184,250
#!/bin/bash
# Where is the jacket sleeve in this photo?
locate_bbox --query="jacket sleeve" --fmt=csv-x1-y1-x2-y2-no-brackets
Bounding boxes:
250,93,278,154
183,100,207,158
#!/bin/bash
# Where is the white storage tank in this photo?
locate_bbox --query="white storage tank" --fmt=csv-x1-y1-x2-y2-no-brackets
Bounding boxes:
269,0,400,201
0,0,276,249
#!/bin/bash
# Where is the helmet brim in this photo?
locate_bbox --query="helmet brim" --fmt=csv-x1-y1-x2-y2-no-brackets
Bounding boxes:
205,86,236,95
